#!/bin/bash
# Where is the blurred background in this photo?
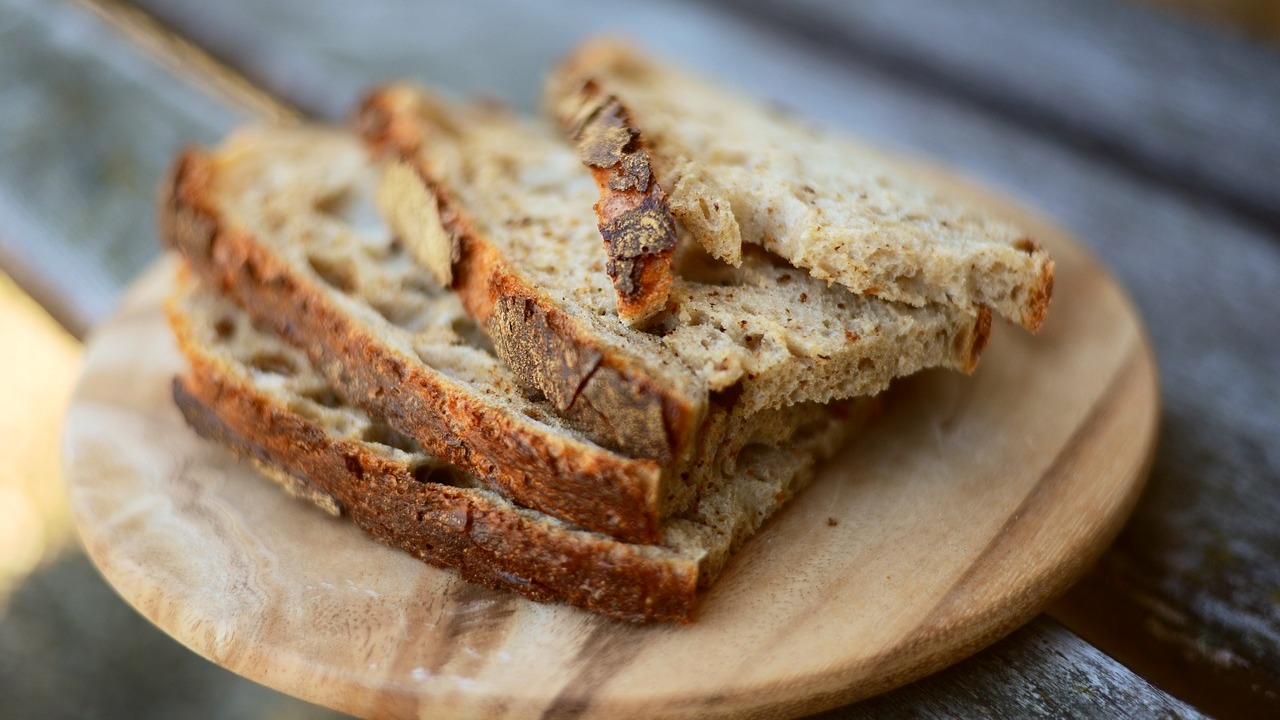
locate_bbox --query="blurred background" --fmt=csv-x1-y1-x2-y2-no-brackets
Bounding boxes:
2,0,1278,718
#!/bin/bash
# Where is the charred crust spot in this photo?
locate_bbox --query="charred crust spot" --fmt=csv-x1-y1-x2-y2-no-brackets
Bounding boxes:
488,296,603,413
578,100,636,167
614,152,651,192
599,195,678,300
488,296,678,461
575,97,653,193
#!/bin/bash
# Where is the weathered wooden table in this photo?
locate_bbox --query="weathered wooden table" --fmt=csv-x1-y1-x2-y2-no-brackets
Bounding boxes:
3,0,1277,717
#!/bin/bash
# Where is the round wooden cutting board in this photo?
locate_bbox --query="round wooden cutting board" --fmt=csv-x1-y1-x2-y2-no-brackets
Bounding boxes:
62,176,1157,720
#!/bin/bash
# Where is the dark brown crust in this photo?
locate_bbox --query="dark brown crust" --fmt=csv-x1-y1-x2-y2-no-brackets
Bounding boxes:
553,84,678,325
355,89,705,467
1021,249,1055,333
967,307,994,373
160,148,666,544
171,375,699,623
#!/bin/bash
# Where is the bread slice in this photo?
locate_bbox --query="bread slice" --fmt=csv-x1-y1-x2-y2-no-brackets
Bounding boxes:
168,275,874,622
160,125,674,544
358,85,989,423
360,91,708,469
547,40,1054,331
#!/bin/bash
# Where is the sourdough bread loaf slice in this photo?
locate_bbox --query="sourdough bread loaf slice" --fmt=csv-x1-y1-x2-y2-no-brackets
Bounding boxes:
359,85,989,424
159,125,671,544
169,275,873,622
547,40,1054,331
361,87,709,470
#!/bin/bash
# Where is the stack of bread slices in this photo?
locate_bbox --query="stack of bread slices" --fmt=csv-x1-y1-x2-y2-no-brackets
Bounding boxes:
161,39,1053,623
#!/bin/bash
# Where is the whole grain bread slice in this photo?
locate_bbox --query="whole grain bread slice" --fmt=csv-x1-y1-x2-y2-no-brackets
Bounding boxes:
169,275,874,622
360,87,709,470
358,84,989,424
547,40,1053,331
159,125,671,543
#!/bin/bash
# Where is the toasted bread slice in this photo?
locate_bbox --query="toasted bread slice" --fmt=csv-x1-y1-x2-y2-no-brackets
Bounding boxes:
358,85,989,423
169,277,873,622
547,40,1053,331
159,126,670,543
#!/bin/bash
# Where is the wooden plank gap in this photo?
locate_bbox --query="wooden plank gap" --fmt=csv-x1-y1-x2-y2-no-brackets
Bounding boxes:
70,0,302,124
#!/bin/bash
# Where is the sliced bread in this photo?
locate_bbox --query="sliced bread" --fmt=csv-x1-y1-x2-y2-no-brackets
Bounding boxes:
169,275,874,622
547,40,1053,331
360,89,708,468
358,85,989,424
160,126,670,543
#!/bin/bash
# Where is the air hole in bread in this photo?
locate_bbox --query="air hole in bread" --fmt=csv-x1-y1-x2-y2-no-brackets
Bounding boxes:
696,197,714,223
410,462,467,487
673,243,739,286
301,386,342,409
370,297,419,329
361,422,418,453
315,187,355,219
645,310,678,337
402,275,436,297
857,358,875,372
249,352,297,376
307,253,357,293
893,271,925,297
410,462,446,485
214,317,236,340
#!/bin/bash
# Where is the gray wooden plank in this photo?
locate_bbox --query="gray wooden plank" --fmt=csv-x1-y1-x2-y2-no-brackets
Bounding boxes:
0,0,247,335
0,552,351,719
711,0,1280,226
112,1,1280,714
823,619,1203,719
